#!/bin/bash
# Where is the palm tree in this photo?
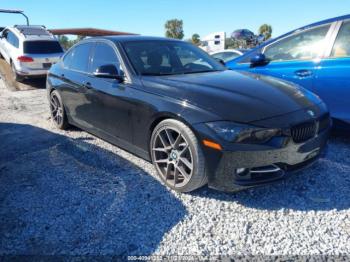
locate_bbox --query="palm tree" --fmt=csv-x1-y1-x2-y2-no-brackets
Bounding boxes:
191,33,200,45
258,24,273,41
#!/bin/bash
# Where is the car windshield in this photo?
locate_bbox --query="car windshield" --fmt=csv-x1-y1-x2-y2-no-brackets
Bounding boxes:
122,40,226,76
23,41,63,54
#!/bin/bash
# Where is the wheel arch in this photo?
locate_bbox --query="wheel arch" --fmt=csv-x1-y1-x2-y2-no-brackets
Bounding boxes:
148,112,199,150
9,58,14,69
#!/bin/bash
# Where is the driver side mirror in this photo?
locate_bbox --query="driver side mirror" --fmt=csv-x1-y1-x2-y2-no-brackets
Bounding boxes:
250,53,269,68
93,64,124,81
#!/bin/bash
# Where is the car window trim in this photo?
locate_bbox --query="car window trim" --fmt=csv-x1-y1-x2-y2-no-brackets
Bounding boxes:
326,19,350,59
323,20,343,58
260,22,336,64
3,29,9,40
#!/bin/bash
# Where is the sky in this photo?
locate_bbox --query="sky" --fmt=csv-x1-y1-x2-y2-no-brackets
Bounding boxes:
0,0,349,39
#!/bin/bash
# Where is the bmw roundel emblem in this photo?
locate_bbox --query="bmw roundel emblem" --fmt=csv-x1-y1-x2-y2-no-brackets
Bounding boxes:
307,110,315,117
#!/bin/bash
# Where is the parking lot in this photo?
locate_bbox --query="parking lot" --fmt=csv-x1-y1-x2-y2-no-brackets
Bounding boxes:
0,62,350,257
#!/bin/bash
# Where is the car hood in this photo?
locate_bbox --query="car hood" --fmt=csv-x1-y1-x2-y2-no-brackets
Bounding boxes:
141,70,322,123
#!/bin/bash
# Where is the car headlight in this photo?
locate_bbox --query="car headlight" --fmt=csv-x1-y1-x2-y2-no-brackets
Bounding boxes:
206,121,281,144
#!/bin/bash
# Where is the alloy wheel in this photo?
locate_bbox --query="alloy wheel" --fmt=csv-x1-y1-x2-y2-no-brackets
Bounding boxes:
152,127,194,188
50,93,64,126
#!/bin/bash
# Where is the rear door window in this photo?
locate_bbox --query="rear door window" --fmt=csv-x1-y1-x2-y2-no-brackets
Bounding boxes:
6,31,19,48
23,41,63,54
330,20,350,58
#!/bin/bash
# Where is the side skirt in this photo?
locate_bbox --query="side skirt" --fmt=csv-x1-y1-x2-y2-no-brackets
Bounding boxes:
67,117,151,162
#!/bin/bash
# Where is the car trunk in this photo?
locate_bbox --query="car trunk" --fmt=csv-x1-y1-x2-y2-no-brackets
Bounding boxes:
21,53,62,70
21,40,63,70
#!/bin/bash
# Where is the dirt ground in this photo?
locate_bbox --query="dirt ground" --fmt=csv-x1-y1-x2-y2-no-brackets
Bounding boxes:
0,59,46,91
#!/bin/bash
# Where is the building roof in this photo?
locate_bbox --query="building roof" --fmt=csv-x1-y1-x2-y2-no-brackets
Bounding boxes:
77,35,180,45
99,35,181,43
48,27,136,36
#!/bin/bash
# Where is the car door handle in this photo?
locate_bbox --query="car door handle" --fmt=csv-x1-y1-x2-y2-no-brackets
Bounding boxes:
295,70,313,78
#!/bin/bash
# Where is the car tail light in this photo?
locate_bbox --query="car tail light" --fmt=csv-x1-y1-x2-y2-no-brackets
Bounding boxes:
17,56,34,62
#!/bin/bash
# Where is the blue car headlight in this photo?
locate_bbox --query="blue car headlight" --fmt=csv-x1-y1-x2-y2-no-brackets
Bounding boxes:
206,121,281,144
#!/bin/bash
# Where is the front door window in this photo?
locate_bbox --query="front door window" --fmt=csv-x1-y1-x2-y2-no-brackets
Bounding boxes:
264,24,331,62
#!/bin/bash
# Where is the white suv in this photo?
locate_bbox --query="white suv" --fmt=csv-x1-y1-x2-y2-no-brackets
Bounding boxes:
0,25,64,81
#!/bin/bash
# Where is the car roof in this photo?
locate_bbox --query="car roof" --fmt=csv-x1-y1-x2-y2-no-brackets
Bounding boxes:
229,14,350,63
7,25,57,41
301,14,350,29
269,14,350,44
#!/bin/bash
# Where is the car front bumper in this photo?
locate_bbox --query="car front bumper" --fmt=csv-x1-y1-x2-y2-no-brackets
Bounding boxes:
194,122,330,192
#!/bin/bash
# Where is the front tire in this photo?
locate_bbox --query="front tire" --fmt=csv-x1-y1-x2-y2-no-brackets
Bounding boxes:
49,90,69,130
150,119,208,192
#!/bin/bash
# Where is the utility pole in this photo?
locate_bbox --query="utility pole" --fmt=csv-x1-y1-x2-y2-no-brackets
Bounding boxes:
0,9,30,25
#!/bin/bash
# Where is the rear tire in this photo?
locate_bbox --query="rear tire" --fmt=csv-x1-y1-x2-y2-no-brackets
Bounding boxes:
49,90,69,130
150,119,208,192
11,62,23,82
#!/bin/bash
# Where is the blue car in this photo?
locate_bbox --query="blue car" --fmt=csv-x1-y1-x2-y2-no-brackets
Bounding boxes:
226,15,350,126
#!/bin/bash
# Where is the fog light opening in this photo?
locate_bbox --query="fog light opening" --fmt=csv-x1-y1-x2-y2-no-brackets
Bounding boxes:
250,165,281,174
235,168,249,177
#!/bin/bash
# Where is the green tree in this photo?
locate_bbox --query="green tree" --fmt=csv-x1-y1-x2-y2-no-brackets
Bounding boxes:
56,35,87,50
191,33,200,45
165,19,184,39
70,35,86,46
258,24,273,41
57,35,70,50
76,35,86,42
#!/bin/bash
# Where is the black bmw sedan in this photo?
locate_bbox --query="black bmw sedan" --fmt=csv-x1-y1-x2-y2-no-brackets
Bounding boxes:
47,36,331,192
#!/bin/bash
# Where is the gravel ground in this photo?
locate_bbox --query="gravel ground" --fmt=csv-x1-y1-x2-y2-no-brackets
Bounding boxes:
0,76,349,258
